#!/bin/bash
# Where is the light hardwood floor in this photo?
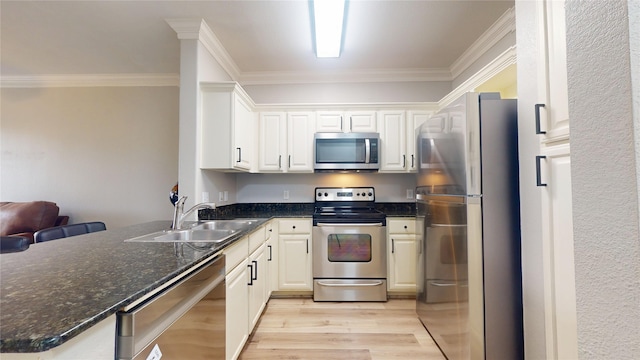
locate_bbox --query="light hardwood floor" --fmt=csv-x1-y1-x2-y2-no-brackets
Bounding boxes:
239,298,446,360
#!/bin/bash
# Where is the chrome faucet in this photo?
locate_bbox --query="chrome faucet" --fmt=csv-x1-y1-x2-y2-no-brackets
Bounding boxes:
171,196,216,230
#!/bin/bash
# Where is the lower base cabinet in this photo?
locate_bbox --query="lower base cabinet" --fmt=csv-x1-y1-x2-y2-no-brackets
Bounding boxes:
387,218,418,293
225,257,249,360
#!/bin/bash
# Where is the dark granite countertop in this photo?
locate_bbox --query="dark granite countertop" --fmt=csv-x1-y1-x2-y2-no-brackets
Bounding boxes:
0,219,268,353
0,202,414,354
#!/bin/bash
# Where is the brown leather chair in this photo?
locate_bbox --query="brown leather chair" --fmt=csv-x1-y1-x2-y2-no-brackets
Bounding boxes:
0,201,69,243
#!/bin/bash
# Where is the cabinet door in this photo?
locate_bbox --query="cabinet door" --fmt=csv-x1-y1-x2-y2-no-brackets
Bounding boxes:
388,234,418,292
265,221,278,297
233,94,254,171
248,244,267,331
226,259,249,360
378,110,407,172
287,112,315,172
315,111,344,132
346,111,377,132
538,144,577,359
537,0,569,142
259,112,287,172
278,234,312,291
406,111,432,172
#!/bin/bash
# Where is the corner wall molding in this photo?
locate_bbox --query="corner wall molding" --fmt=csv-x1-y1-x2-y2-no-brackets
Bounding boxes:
0,73,180,88
439,45,517,108
238,68,452,85
449,7,516,80
166,18,241,81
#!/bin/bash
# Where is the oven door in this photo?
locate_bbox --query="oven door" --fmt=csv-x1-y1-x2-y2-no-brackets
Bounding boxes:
312,222,386,279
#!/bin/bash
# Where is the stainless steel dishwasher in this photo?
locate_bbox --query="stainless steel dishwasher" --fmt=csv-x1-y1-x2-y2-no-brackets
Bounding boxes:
117,254,225,360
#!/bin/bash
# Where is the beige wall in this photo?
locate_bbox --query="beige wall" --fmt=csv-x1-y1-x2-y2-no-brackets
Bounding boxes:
0,86,179,228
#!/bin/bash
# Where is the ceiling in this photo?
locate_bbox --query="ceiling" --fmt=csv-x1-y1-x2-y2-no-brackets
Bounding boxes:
0,0,514,85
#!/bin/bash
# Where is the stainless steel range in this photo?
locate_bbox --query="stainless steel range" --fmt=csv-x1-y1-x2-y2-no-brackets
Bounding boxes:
312,187,387,302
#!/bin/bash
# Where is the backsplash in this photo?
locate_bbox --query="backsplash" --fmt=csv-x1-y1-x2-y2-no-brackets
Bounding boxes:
199,202,415,220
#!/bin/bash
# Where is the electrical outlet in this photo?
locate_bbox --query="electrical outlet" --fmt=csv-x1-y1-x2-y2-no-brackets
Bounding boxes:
219,192,224,202
283,190,289,200
223,191,228,201
406,189,414,199
202,192,209,203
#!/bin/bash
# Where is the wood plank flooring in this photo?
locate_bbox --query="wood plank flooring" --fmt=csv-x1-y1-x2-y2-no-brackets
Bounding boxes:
239,298,446,360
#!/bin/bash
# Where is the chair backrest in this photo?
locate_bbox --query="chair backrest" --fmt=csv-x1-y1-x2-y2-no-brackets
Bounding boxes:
0,236,30,253
34,222,106,243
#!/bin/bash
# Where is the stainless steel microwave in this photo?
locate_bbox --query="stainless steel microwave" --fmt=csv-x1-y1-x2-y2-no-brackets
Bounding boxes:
314,132,380,172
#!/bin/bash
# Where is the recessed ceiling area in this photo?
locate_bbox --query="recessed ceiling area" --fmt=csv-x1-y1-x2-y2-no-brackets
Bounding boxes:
0,0,514,84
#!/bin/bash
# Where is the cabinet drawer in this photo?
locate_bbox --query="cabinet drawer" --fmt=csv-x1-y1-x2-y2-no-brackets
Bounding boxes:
388,218,416,234
278,219,312,234
224,236,249,274
249,225,266,253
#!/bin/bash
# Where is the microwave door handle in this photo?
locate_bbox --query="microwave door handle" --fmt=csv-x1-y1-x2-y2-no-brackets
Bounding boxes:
365,138,371,163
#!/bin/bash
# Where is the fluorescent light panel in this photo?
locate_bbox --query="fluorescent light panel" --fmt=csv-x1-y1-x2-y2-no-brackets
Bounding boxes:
313,0,346,58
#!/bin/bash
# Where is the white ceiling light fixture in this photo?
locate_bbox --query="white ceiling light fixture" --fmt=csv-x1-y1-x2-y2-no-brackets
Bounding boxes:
313,0,346,58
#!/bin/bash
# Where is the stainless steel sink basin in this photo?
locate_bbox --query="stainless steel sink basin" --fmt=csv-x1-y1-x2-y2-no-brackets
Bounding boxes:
125,219,264,243
125,228,236,243
190,219,261,231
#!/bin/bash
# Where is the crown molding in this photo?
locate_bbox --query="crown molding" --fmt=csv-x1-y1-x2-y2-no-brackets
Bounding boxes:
0,73,179,88
166,18,241,81
449,7,515,80
238,68,452,85
439,45,516,108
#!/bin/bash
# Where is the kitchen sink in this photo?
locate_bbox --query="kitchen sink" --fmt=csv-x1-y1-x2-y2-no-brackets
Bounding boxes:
190,219,261,231
125,219,264,243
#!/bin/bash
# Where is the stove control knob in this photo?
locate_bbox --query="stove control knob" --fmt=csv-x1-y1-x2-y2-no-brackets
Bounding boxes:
361,192,366,197
368,192,373,197
317,192,322,197
324,192,328,197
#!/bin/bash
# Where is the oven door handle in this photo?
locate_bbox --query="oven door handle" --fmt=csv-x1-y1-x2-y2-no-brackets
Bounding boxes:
316,222,384,227
316,281,384,287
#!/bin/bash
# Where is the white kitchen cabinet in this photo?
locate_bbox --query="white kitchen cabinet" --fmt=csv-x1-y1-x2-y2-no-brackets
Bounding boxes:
278,218,313,291
225,257,249,360
537,143,577,359
201,83,256,171
316,111,377,133
387,218,418,293
406,110,433,172
287,112,315,172
258,111,314,173
248,243,267,331
265,220,278,298
224,224,270,360
258,112,287,172
536,0,569,142
378,110,407,172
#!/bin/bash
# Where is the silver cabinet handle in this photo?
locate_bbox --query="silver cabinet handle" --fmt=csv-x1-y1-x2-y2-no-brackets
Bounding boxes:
349,116,353,132
391,238,395,253
536,155,547,187
411,154,414,169
317,281,383,287
267,245,272,261
247,263,253,286
236,147,242,163
278,155,282,169
306,239,309,253
535,104,546,134
403,154,406,168
317,222,383,227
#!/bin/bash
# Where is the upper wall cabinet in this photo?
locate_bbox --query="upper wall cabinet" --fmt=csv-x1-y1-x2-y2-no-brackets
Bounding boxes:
201,83,256,171
378,110,433,173
316,111,377,133
537,0,569,143
258,111,315,173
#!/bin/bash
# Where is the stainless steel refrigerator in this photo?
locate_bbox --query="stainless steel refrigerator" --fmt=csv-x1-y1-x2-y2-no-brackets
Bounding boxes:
415,92,523,360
